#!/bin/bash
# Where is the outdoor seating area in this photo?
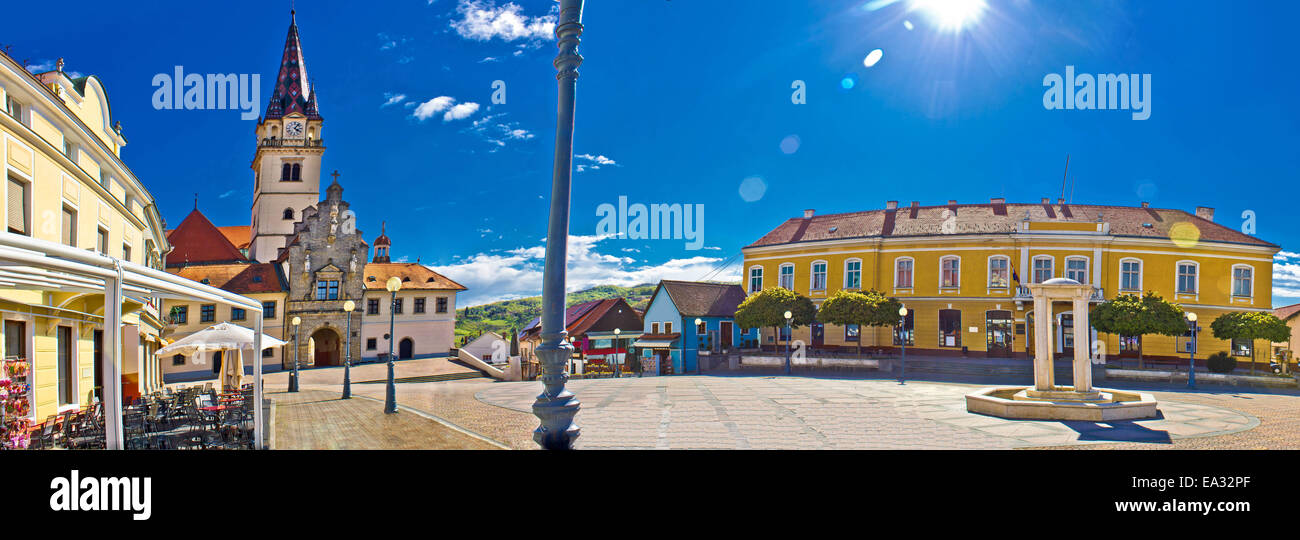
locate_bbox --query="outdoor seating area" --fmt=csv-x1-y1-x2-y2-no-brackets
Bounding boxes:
25,382,259,450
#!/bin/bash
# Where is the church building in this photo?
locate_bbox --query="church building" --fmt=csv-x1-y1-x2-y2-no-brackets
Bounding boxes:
160,12,465,382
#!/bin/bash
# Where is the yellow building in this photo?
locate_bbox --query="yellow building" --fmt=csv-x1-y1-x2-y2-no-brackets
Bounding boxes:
1,52,172,420
742,198,1279,368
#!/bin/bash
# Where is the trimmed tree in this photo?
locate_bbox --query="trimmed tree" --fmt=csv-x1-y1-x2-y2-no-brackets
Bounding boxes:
1209,311,1291,375
734,287,817,351
817,289,903,356
1090,292,1186,369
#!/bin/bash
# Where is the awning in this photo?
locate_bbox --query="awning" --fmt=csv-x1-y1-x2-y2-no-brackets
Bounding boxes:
633,333,680,349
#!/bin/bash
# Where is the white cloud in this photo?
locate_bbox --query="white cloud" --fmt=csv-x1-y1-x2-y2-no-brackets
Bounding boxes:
429,235,741,306
478,56,500,63
218,189,237,199
1274,260,1300,299
576,153,616,166
412,96,455,120
444,102,480,121
450,0,557,42
381,93,407,107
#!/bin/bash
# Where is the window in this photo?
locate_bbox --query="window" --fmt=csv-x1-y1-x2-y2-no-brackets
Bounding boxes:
940,257,960,288
1233,266,1253,297
436,297,448,313
4,321,26,367
231,307,246,321
367,299,379,315
1176,262,1198,294
171,305,188,324
1231,338,1253,357
283,208,294,220
895,258,914,288
57,326,74,405
894,310,915,346
172,354,185,366
1032,257,1053,283
292,164,301,181
651,322,660,334
988,257,1009,288
414,298,426,314
393,298,404,314
200,304,215,323
664,322,673,334
844,259,862,289
1119,335,1141,353
778,264,794,290
316,280,340,300
5,95,22,122
697,321,707,335
1120,259,1142,291
7,174,30,235
366,338,377,350
938,309,961,347
262,301,276,319
281,163,291,181
749,267,763,293
262,348,274,358
122,244,132,263
97,228,108,255
810,261,827,290
1065,257,1088,283
844,324,860,342
60,206,76,246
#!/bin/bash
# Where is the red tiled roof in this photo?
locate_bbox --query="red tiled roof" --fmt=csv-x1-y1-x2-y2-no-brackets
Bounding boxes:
168,263,286,294
747,202,1279,249
1274,303,1300,322
362,263,467,291
654,280,747,318
165,209,248,267
520,299,608,338
217,226,251,250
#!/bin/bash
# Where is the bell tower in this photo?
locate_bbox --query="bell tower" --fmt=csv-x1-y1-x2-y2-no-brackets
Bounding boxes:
249,10,326,263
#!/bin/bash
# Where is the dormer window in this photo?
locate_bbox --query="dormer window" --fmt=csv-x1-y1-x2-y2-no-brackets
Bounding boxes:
283,208,295,220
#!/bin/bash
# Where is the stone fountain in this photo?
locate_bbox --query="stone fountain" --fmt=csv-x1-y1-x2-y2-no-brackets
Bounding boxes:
965,278,1158,421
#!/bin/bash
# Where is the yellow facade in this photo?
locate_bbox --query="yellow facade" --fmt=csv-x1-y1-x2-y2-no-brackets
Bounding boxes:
1,53,171,421
743,208,1278,366
159,291,288,380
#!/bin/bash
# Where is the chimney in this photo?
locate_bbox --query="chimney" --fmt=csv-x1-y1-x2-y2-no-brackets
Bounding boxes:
803,209,815,219
910,201,919,209
1140,202,1150,208
1195,206,1215,221
885,201,898,210
1057,198,1065,205
1041,197,1050,204
990,197,1005,204
948,199,957,206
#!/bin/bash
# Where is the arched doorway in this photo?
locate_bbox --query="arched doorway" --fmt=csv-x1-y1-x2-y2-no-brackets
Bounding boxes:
398,338,414,359
310,328,342,366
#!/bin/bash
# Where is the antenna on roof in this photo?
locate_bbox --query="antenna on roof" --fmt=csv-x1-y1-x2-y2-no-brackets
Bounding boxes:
194,193,198,211
1060,154,1070,202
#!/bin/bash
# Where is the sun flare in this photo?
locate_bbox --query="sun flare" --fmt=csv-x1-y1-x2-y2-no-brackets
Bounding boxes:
910,0,987,32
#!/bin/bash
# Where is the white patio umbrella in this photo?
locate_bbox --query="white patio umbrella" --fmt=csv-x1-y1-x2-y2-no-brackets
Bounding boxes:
156,322,287,390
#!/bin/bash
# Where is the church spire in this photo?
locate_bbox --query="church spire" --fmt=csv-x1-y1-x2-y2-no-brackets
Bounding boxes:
373,221,391,263
265,10,321,120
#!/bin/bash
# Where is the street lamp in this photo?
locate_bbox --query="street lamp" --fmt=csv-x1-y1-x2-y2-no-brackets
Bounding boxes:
384,276,401,414
898,306,908,385
695,318,704,374
342,300,355,399
1186,312,1198,389
613,328,621,378
784,310,793,375
531,0,584,450
289,316,301,392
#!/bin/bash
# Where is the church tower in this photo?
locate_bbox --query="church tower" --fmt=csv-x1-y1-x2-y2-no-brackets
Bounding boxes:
249,10,326,262
372,222,391,263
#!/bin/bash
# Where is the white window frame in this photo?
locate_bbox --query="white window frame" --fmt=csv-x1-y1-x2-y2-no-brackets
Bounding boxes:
939,255,960,289
748,265,763,294
1119,257,1143,292
1032,256,1054,284
894,257,914,289
1175,260,1199,295
1231,264,1254,298
809,260,827,291
1064,256,1089,284
778,263,795,290
987,255,1010,289
844,258,862,289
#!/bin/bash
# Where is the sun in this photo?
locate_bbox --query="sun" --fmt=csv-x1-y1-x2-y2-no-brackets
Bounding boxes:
910,0,988,32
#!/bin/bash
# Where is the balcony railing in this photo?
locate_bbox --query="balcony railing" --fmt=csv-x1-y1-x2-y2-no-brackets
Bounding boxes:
1014,285,1105,301
258,138,325,148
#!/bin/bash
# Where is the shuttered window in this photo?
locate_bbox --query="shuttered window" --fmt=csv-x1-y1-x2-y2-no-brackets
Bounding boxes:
61,207,76,246
7,175,28,235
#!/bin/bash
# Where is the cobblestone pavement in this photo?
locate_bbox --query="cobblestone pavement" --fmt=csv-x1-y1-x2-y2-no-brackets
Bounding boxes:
271,388,502,450
473,376,1258,449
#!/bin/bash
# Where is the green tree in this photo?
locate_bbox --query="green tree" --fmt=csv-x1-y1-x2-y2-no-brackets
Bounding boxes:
817,289,904,356
1209,311,1291,375
734,287,816,350
1090,292,1186,369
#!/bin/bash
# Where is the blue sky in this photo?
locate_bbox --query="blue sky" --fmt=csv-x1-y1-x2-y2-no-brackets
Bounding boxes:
5,0,1298,306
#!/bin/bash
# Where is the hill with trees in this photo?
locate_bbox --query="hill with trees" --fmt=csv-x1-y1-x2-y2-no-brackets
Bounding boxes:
455,284,658,341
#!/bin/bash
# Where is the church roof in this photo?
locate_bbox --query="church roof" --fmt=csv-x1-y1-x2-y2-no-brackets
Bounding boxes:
217,225,251,250
264,11,321,121
165,209,248,267
362,263,467,291
167,263,287,295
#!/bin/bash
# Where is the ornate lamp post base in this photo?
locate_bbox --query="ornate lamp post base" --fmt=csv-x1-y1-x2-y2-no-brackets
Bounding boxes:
532,335,581,449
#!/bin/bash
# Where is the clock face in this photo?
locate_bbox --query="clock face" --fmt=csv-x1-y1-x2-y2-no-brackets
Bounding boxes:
285,121,304,137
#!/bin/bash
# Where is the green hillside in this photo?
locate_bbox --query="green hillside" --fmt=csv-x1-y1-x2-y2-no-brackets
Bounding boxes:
455,284,657,341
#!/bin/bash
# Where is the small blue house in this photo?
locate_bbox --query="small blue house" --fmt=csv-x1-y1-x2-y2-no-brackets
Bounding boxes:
634,280,757,375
